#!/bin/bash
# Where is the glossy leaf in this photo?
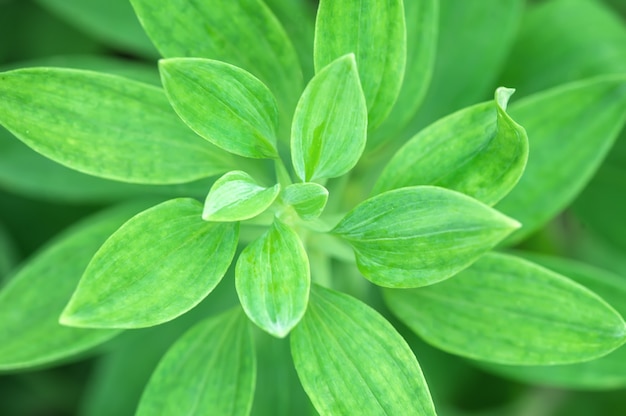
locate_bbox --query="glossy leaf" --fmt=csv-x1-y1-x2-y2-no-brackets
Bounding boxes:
0,68,236,184
0,202,152,370
131,0,302,118
61,199,238,328
291,54,367,181
160,58,280,159
282,182,329,220
315,0,406,129
291,285,436,416
203,171,280,222
385,252,626,365
332,186,520,287
236,219,309,338
136,308,255,416
496,75,626,244
375,87,528,206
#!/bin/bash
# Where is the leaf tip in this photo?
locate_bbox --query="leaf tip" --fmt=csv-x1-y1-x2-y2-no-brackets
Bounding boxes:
495,87,516,111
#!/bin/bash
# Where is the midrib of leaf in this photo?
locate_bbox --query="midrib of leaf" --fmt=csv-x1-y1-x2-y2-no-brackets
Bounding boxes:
343,225,498,243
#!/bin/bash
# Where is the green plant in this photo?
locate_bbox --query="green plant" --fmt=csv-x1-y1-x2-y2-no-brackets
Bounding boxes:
1,0,626,415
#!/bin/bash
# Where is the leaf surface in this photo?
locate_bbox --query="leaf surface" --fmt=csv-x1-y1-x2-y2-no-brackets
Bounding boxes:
291,54,367,181
385,252,626,365
61,199,238,328
0,68,236,184
332,186,519,287
236,219,309,338
282,182,329,220
315,0,406,129
291,285,436,416
136,308,255,416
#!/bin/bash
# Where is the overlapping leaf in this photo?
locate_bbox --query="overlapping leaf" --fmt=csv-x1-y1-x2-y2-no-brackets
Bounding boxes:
282,182,329,220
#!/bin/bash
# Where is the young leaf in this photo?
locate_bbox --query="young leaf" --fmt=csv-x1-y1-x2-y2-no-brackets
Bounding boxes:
160,58,280,159
203,171,280,222
291,285,436,416
130,0,302,118
291,54,367,181
384,252,626,365
282,182,329,220
495,75,626,244
235,218,310,338
0,201,152,370
332,186,520,288
374,87,528,206
61,199,238,328
136,308,255,416
315,0,406,129
0,68,237,184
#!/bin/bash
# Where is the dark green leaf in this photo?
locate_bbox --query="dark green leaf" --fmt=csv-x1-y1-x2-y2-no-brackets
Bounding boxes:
61,199,238,328
282,182,329,220
315,0,406,129
136,308,255,416
236,219,309,338
160,58,280,159
385,252,626,365
291,54,367,181
375,87,528,206
0,68,237,184
332,186,519,287
291,285,436,416
0,222,17,281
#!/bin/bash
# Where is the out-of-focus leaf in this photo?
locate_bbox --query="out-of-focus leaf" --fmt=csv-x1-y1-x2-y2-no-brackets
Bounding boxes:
0,201,153,370
0,222,17,281
385,252,626,365
136,308,255,416
61,199,238,328
291,54,367,181
282,182,328,220
0,68,237,184
374,87,528,206
314,0,406,130
236,219,309,338
496,75,626,244
160,58,280,159
291,285,436,416
332,186,519,288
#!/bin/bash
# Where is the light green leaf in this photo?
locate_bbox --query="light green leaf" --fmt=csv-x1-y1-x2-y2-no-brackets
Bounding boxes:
0,201,152,370
136,308,255,416
496,75,626,244
61,199,238,328
291,54,367,181
130,0,302,120
374,87,528,206
315,0,406,129
282,182,329,220
332,186,520,288
160,58,280,159
385,252,626,365
236,219,309,338
481,253,626,389
291,285,436,416
0,68,237,184
203,171,280,222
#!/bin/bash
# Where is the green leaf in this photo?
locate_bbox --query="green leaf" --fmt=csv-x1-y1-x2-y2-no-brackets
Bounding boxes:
0,201,152,370
291,285,436,416
481,253,626,389
282,182,329,220
0,222,17,281
315,0,406,129
61,199,238,328
130,0,302,119
203,171,280,222
385,252,626,365
236,219,309,338
160,58,280,159
0,68,237,184
136,308,255,416
291,54,367,182
496,75,626,244
374,87,528,206
332,186,520,288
